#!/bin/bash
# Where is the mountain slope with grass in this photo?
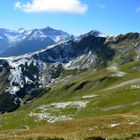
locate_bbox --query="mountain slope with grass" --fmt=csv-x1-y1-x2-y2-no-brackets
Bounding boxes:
0,31,140,140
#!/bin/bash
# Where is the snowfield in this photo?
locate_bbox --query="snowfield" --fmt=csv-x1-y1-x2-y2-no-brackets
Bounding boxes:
0,55,47,100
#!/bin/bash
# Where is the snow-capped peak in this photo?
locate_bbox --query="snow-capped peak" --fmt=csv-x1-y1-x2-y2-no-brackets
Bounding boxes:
29,30,47,39
0,27,71,57
74,30,107,43
88,30,106,37
17,28,25,33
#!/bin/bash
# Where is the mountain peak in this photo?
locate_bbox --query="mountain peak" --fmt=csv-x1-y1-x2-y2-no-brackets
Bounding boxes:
0,26,71,57
87,30,106,37
44,26,53,30
42,26,57,32
17,28,25,33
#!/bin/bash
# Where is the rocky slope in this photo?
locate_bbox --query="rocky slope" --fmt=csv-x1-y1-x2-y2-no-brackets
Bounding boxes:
0,31,139,113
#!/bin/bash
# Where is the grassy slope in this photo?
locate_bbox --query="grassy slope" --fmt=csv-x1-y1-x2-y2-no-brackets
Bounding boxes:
0,61,140,140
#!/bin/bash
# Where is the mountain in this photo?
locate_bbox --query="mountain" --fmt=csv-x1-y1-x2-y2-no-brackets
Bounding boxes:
0,30,140,140
0,30,139,112
0,27,71,57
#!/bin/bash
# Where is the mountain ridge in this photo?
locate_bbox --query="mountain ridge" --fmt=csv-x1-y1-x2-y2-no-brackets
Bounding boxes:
0,30,139,113
0,30,140,140
0,26,71,57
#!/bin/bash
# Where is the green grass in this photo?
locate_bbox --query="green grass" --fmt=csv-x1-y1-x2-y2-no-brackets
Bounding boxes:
1,61,140,139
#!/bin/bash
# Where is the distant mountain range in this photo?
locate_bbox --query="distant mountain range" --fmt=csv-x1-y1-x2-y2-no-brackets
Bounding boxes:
0,27,71,57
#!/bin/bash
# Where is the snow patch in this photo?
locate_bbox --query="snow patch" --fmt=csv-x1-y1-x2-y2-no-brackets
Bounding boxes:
29,30,47,40
109,123,119,128
7,58,33,94
74,30,106,43
63,51,97,70
129,122,135,125
3,56,45,95
82,94,98,99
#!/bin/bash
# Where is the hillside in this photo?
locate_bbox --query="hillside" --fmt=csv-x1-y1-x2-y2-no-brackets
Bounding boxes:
0,30,140,140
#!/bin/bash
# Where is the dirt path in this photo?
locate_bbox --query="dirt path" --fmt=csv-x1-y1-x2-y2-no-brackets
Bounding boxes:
101,77,140,91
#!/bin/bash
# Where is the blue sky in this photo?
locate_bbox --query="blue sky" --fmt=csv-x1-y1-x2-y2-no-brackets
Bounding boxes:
0,0,140,35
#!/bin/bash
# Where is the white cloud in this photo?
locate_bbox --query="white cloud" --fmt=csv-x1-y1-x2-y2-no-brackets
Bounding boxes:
15,2,21,9
97,4,106,8
15,0,88,14
136,6,140,13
